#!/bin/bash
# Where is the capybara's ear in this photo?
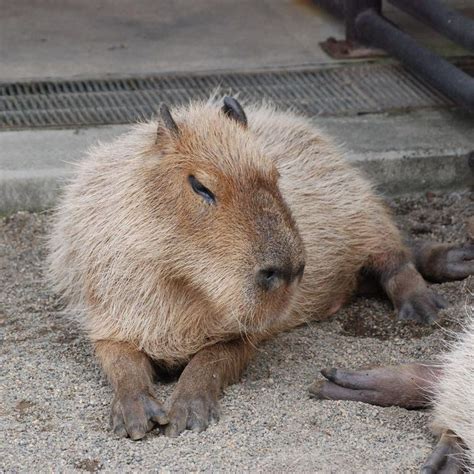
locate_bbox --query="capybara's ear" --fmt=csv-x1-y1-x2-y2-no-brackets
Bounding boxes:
157,104,180,142
222,96,247,128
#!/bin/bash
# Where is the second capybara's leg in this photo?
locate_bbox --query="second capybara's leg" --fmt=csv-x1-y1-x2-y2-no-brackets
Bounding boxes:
309,361,441,409
408,239,474,283
421,430,466,474
94,340,168,440
366,247,447,324
165,339,256,437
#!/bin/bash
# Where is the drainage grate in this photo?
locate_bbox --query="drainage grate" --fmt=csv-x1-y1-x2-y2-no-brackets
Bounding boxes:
1,60,473,129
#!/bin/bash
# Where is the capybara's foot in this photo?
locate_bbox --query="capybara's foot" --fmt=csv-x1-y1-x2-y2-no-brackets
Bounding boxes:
309,362,441,409
421,430,466,474
397,286,447,324
94,341,168,439
384,263,447,324
164,389,219,437
411,241,474,283
111,390,168,440
162,339,255,437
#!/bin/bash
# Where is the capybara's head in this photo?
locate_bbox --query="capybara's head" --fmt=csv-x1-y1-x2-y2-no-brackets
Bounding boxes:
146,97,305,333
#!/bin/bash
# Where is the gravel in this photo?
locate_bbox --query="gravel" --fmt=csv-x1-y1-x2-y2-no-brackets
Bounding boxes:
1,190,473,473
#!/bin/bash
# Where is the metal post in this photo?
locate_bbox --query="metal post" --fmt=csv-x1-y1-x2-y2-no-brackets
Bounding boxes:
314,0,474,111
313,0,345,19
344,0,381,41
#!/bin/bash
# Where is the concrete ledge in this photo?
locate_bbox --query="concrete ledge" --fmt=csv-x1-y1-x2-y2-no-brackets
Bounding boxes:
1,109,473,213
352,150,472,195
0,125,129,213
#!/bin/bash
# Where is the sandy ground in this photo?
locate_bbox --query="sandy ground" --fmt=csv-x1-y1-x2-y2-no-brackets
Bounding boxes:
1,190,473,473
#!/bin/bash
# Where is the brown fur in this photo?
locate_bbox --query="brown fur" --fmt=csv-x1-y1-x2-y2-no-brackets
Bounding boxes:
164,339,256,436
48,98,448,438
49,99,406,366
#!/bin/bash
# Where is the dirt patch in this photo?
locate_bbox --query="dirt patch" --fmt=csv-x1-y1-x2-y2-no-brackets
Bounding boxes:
73,459,103,472
15,400,37,416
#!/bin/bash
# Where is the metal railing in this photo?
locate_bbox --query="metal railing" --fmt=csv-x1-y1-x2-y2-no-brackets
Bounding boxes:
315,0,474,111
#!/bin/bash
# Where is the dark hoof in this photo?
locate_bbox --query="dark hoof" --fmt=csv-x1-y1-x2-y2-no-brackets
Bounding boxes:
308,379,327,398
110,391,168,440
164,391,219,437
397,289,447,324
309,363,436,409
425,243,474,283
440,244,474,282
309,368,384,406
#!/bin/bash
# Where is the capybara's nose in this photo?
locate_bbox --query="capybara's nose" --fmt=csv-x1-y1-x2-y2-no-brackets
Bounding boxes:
256,263,305,291
256,267,286,291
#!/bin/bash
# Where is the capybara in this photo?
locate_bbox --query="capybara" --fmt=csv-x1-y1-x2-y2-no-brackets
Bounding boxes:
48,97,474,439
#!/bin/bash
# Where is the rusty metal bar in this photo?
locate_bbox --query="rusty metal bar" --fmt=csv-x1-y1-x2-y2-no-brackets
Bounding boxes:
387,0,474,52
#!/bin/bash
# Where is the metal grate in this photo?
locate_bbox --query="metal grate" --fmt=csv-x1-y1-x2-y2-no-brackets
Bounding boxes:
1,60,472,129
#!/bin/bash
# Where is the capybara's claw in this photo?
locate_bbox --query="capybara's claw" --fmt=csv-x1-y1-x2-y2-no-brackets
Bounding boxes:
110,391,168,440
308,379,326,399
321,367,379,390
396,288,447,324
309,371,381,405
441,244,474,281
165,391,219,437
415,242,474,283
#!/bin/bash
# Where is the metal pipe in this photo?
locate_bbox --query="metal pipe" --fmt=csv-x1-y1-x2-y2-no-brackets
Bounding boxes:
312,0,345,19
387,0,474,52
345,0,381,41
356,9,474,110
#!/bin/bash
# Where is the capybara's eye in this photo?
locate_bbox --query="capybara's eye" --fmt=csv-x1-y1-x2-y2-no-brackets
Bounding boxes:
188,175,216,204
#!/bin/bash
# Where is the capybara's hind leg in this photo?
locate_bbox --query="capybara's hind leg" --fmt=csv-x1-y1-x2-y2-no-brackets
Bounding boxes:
367,248,447,324
165,339,255,437
309,362,441,409
421,430,466,474
409,240,474,284
95,340,168,440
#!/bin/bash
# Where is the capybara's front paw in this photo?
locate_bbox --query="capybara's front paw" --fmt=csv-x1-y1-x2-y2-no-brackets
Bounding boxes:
110,390,168,440
396,287,447,324
164,390,219,437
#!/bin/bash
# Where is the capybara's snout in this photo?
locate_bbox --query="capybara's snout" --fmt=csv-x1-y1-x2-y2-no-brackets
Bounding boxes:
255,262,305,292
251,193,306,295
244,216,306,330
